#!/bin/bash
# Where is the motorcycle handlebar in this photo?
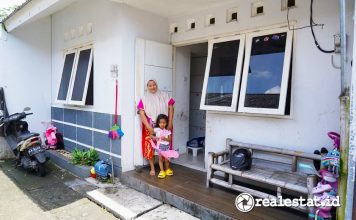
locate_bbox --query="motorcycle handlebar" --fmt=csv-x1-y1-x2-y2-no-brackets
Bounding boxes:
1,111,33,124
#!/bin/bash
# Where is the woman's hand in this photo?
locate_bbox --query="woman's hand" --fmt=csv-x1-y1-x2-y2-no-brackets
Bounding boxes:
167,124,173,131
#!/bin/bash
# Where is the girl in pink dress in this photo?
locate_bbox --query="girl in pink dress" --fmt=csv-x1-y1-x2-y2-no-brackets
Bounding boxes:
153,114,173,178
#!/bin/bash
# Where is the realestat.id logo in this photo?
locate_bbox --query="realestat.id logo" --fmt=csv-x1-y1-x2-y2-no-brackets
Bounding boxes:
235,193,255,212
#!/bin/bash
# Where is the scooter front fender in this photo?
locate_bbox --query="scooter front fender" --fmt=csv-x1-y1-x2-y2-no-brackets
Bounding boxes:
33,152,46,163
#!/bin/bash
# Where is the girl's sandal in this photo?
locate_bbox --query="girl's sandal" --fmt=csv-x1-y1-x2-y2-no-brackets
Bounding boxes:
158,171,166,179
165,168,173,176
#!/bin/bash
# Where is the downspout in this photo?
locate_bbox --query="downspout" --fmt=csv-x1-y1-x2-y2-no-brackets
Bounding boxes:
344,1,356,219
338,0,351,219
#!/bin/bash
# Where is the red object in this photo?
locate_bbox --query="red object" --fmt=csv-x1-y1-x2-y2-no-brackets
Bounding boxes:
91,173,96,178
114,80,118,125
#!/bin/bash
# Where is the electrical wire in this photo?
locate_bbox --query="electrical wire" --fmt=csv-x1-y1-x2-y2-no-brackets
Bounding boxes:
287,7,323,31
309,0,334,53
286,0,334,53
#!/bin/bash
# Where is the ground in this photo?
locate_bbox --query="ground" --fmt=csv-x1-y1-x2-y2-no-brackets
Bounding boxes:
0,160,116,219
0,159,199,220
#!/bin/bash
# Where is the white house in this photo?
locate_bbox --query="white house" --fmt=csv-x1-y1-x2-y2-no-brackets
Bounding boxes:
0,0,355,217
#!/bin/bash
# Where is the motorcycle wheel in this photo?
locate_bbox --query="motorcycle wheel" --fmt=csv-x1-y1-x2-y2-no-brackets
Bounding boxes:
38,163,46,177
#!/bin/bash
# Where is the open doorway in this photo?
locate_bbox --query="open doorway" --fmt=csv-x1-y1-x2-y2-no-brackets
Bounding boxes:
173,43,208,171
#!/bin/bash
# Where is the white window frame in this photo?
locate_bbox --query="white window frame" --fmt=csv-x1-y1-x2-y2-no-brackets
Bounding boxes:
200,35,245,112
56,49,77,104
56,45,93,106
67,45,93,105
238,27,293,115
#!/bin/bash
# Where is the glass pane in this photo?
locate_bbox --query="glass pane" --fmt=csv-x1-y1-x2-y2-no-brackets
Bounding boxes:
71,49,91,101
244,32,287,109
205,40,240,106
57,53,75,100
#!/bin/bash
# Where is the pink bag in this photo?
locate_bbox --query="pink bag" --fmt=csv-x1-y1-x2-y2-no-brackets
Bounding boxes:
149,138,179,160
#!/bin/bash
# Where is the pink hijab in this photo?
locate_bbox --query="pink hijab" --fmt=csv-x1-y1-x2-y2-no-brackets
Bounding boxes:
139,80,170,122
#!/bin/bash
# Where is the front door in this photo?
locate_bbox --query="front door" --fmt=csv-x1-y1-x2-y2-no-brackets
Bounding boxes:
134,38,173,167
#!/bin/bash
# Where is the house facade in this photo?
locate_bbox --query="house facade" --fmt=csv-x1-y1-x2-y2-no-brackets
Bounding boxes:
0,0,354,192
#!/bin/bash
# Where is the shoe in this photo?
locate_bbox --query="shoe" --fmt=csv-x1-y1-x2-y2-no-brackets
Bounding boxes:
165,168,173,176
320,170,337,183
315,208,332,219
312,182,332,194
158,171,166,179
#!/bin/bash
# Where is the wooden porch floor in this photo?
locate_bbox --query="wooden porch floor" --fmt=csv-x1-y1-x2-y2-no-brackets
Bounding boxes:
121,164,307,220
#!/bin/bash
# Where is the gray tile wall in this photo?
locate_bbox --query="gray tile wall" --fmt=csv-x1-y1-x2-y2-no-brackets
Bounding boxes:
51,107,122,173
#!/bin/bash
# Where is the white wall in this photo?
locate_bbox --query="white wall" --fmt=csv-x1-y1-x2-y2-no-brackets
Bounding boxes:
51,0,169,171
169,0,354,165
174,47,191,153
0,17,52,134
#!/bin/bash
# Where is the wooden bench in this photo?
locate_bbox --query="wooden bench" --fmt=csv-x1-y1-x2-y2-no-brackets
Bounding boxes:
206,138,321,212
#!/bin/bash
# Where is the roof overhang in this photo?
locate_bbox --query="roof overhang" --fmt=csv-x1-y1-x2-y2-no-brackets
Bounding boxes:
3,0,76,32
117,0,240,18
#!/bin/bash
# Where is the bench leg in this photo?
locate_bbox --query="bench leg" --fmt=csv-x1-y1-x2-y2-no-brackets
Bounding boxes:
206,153,214,188
307,175,317,215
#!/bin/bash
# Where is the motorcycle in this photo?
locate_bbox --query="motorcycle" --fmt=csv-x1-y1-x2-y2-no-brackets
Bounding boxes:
0,107,47,176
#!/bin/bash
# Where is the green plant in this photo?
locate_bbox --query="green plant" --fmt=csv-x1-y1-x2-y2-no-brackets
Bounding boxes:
85,148,100,166
71,148,99,166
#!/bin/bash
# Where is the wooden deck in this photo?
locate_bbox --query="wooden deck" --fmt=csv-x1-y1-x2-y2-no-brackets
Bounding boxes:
121,164,307,220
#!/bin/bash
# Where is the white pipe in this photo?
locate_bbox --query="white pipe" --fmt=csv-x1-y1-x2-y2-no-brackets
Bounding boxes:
345,0,356,219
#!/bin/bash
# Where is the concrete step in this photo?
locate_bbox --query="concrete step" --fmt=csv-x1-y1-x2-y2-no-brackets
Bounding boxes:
120,172,233,220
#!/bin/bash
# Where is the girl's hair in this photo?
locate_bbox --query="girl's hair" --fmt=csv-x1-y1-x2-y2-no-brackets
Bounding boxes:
155,114,168,128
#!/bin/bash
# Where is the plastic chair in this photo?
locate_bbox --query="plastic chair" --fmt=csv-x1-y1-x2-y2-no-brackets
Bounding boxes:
186,136,205,157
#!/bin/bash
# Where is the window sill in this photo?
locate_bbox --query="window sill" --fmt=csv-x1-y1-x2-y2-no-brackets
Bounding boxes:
207,110,293,120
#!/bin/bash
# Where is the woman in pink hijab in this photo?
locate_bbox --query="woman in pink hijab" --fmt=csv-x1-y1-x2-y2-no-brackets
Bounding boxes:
137,80,175,176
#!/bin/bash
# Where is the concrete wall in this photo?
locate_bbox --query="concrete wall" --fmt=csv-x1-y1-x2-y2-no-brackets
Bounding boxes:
189,44,207,140
0,17,52,134
169,0,354,166
51,0,169,172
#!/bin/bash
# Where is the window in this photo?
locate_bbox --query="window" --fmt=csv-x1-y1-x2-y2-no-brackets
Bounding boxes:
238,28,293,115
200,35,245,111
56,45,94,106
200,27,293,115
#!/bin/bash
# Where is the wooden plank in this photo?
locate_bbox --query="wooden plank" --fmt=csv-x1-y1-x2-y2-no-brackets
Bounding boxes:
211,163,308,194
210,178,308,213
125,164,306,220
228,140,321,160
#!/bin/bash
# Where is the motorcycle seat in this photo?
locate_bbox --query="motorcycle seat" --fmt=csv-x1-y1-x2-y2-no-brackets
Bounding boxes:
17,132,40,142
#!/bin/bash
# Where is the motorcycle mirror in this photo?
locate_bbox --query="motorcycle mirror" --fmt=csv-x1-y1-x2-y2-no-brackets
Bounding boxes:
23,107,31,111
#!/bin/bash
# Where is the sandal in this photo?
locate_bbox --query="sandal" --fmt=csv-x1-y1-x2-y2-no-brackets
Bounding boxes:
312,182,332,194
165,168,173,176
158,171,166,179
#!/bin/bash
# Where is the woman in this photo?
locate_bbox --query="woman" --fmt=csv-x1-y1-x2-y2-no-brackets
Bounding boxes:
137,80,175,176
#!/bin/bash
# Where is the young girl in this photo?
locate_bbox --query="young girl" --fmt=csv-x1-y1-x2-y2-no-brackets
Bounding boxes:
153,114,173,179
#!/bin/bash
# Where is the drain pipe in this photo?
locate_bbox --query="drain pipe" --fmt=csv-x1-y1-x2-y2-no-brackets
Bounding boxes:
339,0,348,95
344,1,356,219
338,0,353,219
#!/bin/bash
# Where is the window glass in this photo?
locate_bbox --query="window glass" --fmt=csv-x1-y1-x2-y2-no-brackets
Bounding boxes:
71,49,92,101
244,32,287,109
205,40,240,107
57,53,75,100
